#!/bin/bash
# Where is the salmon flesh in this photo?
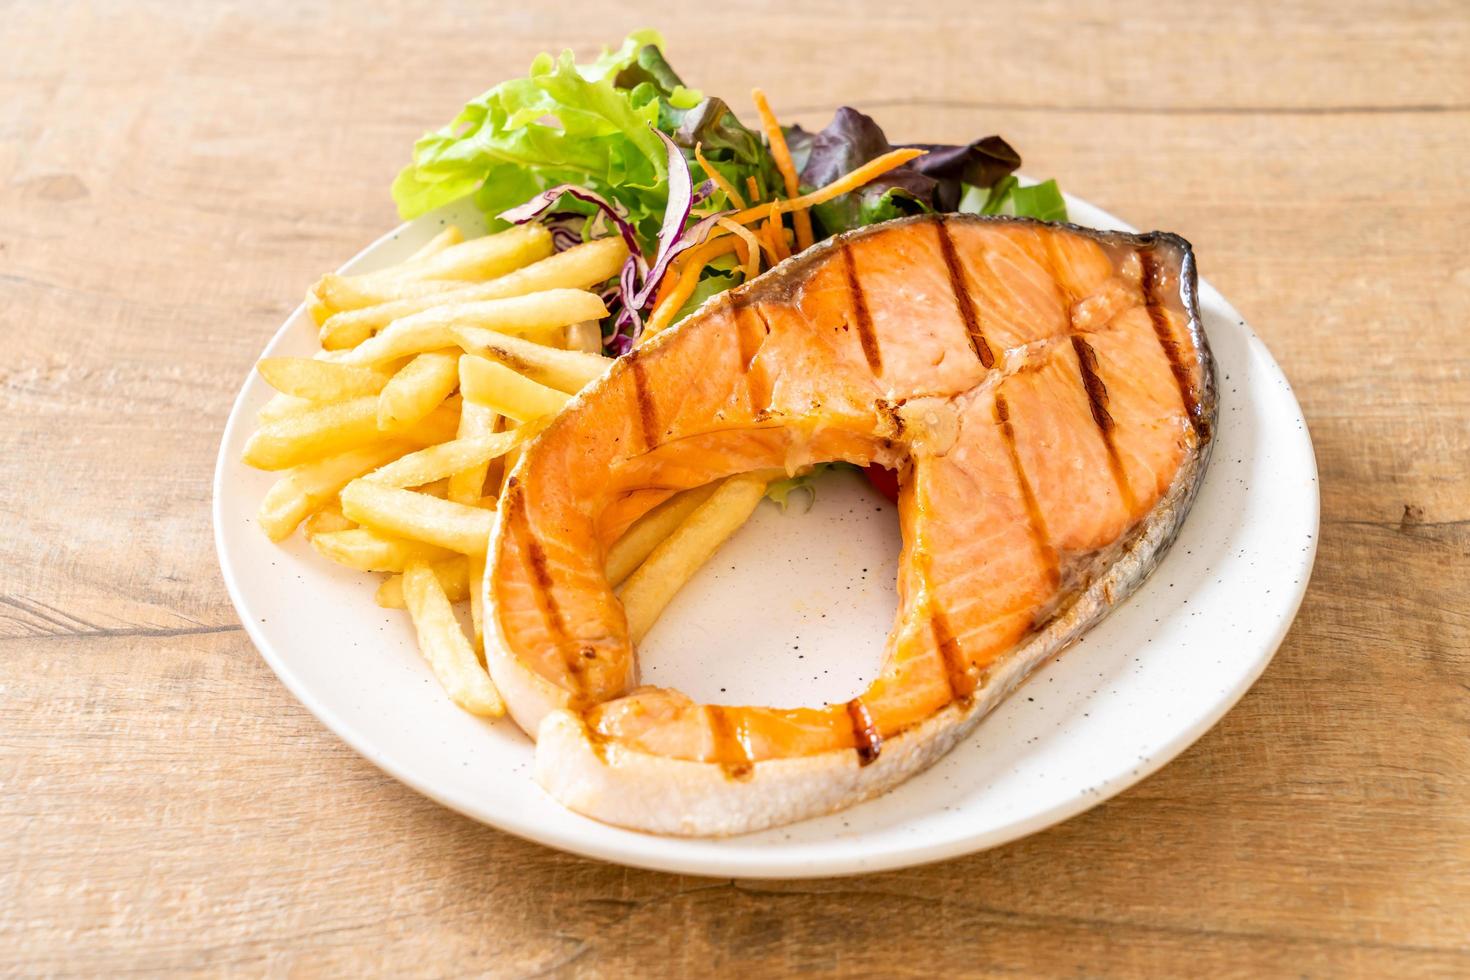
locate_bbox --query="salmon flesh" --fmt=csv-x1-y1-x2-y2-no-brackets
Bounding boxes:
486,214,1217,836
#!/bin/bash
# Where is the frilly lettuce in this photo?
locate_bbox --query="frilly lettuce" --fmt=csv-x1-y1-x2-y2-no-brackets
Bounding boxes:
392,30,675,242
392,31,776,254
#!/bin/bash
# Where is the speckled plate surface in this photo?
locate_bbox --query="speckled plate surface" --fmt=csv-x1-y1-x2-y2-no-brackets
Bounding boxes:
213,192,1318,878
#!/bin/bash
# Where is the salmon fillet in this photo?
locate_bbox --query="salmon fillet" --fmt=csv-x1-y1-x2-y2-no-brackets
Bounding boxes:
486,214,1217,835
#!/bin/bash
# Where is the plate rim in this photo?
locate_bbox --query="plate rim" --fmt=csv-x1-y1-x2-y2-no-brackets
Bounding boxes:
213,193,1320,877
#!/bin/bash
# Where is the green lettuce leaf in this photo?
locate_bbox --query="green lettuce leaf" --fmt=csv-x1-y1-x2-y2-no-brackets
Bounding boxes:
392,31,676,242
1009,180,1068,221
392,30,783,258
971,175,1068,221
673,267,739,321
668,97,782,208
764,462,863,509
765,466,827,511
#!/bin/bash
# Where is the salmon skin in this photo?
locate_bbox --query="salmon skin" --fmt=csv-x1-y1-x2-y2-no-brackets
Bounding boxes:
486,213,1217,836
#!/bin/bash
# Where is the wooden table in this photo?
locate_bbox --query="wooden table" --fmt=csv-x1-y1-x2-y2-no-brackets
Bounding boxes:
4,2,1467,974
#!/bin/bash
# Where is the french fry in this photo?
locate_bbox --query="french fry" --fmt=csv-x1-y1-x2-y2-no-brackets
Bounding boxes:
377,350,461,432
310,527,456,573
307,291,334,326
453,325,611,394
257,357,392,402
604,482,721,587
245,392,458,473
467,554,487,653
376,555,471,609
404,225,464,263
315,227,461,330
399,222,551,281
256,442,410,541
302,505,355,537
498,442,522,496
242,397,381,470
318,226,552,307
562,320,604,353
318,317,367,352
485,450,509,500
458,355,569,423
402,561,504,716
318,237,628,348
618,473,769,643
393,221,549,279
406,396,463,447
314,275,464,313
257,226,660,723
340,481,495,555
256,356,404,419
447,399,500,504
362,424,538,489
257,392,318,424
318,320,371,352
337,289,607,366
315,225,553,311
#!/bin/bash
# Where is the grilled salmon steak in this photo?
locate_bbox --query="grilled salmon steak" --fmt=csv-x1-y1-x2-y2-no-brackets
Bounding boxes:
486,214,1217,835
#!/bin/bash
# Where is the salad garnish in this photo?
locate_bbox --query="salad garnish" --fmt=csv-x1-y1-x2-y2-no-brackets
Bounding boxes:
393,30,1068,357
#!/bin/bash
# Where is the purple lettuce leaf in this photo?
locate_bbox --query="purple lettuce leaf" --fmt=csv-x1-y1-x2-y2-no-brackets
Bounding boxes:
784,106,1021,235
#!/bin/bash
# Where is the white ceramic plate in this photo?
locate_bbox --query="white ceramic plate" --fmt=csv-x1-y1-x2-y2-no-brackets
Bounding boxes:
214,193,1318,878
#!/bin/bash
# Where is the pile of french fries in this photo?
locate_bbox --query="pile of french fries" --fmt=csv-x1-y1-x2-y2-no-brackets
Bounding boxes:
244,223,771,717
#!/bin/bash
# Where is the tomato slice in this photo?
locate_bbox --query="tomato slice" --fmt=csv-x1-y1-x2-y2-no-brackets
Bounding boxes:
864,463,900,504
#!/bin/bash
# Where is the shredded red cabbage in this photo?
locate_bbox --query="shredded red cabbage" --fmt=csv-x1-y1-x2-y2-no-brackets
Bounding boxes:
498,128,726,355
541,211,590,252
499,185,646,276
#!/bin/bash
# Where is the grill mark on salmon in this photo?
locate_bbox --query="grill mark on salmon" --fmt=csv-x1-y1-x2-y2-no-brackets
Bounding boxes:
506,484,580,691
994,391,1062,588
580,714,611,765
1139,249,1208,439
627,349,659,450
707,706,754,780
935,214,995,368
1070,334,1140,516
930,605,975,702
839,243,883,375
1070,336,1115,433
845,698,883,766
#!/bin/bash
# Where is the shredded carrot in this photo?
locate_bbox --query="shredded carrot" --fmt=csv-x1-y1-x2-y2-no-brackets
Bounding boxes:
759,220,779,263
695,142,746,210
770,205,794,263
730,148,924,227
646,237,743,334
752,223,781,266
717,217,762,282
751,89,814,251
652,264,680,310
640,146,929,342
728,237,755,282
745,175,762,205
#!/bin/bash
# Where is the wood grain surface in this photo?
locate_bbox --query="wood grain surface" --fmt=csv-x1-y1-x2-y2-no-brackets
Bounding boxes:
3,1,1468,975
